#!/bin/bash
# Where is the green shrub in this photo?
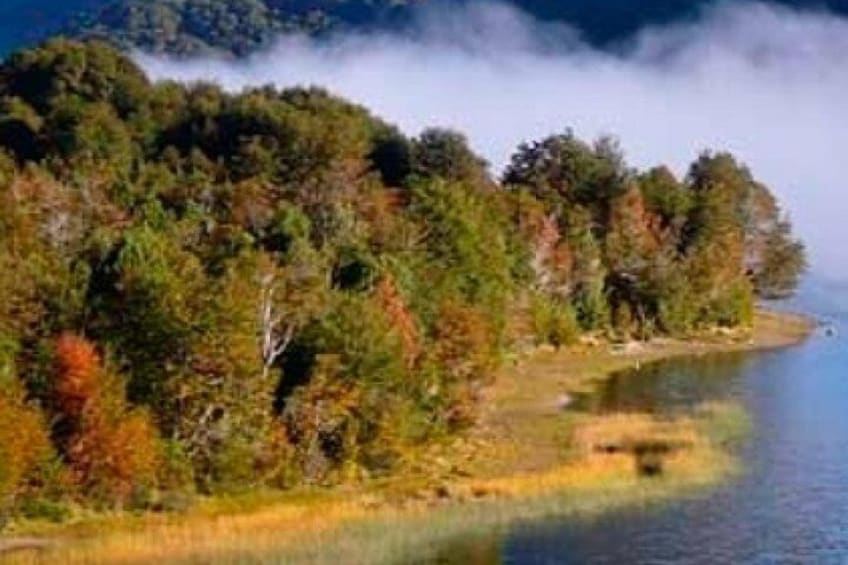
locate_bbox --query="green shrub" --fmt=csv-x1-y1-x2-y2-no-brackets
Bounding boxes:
531,295,580,347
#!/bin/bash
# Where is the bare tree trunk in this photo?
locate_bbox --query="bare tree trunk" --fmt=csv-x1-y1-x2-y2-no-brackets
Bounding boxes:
259,275,295,380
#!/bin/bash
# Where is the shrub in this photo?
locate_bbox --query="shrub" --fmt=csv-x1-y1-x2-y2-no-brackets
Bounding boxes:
157,440,195,494
530,295,580,348
52,333,100,422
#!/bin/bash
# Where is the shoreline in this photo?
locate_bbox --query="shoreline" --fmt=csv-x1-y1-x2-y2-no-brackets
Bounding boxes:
3,309,815,564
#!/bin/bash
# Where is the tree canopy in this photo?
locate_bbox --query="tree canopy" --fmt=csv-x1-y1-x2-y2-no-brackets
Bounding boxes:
0,40,804,519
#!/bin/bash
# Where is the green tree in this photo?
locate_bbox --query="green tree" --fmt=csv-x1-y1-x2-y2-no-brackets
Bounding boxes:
503,131,630,220
411,128,489,184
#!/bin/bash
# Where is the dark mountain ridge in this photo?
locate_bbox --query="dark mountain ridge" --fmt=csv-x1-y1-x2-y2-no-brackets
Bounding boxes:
2,0,848,58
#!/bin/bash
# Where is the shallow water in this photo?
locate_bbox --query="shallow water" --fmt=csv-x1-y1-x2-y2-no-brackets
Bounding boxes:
451,289,848,564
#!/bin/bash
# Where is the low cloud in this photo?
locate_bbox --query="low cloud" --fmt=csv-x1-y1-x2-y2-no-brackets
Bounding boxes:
137,1,848,278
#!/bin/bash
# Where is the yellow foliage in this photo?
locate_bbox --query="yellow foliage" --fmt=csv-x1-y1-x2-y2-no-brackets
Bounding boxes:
0,389,52,505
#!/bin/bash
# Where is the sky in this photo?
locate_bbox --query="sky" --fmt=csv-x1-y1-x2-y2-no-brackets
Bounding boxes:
137,1,848,279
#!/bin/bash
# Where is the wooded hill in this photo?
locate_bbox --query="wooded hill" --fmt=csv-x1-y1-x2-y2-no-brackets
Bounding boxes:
0,40,803,521
46,0,848,57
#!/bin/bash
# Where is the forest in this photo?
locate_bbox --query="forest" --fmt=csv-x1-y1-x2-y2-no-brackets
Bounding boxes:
0,39,804,523
59,0,848,57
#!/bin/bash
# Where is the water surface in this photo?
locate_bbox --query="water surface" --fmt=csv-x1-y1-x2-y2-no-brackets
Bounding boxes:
455,289,848,564
509,334,845,563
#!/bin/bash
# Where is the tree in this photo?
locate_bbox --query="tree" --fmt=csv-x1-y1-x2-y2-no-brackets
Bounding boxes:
679,153,752,325
604,185,657,276
411,128,489,185
0,39,149,118
258,246,328,380
406,177,515,331
752,218,806,298
638,166,692,231
604,186,659,334
744,183,807,298
565,207,609,331
503,131,630,220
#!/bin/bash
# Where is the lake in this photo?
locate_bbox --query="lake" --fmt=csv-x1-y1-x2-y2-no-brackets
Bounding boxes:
448,287,847,564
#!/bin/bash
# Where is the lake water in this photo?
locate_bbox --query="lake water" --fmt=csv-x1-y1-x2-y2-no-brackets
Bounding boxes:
456,285,848,564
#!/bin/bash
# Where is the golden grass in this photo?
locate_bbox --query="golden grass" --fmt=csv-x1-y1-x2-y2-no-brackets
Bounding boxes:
4,405,738,565
5,442,734,565
571,413,700,455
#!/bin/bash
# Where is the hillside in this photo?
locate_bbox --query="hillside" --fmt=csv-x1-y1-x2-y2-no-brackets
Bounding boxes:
66,0,848,56
4,0,848,58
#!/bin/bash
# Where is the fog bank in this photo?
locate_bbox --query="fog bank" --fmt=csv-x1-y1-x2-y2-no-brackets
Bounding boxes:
138,1,848,277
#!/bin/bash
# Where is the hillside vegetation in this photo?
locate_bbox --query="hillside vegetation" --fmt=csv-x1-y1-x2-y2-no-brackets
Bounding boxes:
61,0,848,56
0,40,804,523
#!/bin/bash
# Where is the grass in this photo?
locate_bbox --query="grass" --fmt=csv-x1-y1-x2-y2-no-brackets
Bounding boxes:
1,309,812,564
4,448,735,564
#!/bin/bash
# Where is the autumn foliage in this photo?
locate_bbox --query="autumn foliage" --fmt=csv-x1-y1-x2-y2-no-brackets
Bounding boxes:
433,300,496,427
52,334,159,506
0,389,54,513
375,274,421,368
0,41,805,521
53,334,100,421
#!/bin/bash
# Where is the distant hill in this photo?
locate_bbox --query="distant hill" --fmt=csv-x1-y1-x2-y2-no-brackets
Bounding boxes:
3,0,848,57
66,0,430,56
0,0,101,55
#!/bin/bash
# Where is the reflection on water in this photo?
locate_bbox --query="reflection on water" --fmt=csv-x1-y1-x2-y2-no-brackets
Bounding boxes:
575,352,753,415
438,293,848,564
421,535,503,565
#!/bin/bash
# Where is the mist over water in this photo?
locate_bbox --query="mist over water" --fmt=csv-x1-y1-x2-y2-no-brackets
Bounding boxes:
138,1,848,278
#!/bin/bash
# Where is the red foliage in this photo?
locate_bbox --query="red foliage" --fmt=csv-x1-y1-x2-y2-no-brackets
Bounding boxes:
53,333,101,420
52,334,159,505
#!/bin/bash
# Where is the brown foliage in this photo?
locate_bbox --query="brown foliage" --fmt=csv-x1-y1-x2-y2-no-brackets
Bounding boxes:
605,185,660,273
227,179,274,231
434,300,494,382
65,410,159,504
375,275,421,368
433,300,495,427
514,196,574,296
